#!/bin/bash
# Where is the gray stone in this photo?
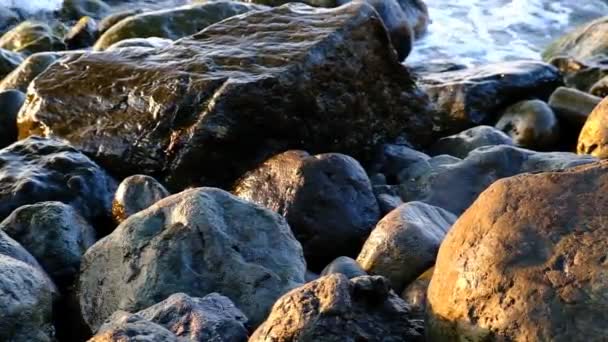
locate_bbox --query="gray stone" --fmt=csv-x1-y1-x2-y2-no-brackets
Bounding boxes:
428,125,514,158
357,202,456,291
321,256,367,279
495,100,560,150
90,311,179,342
112,175,169,223
79,187,305,331
0,201,96,287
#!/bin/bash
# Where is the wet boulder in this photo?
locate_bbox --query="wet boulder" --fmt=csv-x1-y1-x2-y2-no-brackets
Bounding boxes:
0,21,65,55
18,2,436,190
356,202,455,292
112,175,170,223
93,1,266,50
0,90,25,148
421,61,563,134
64,16,99,50
0,48,22,79
543,16,608,62
0,136,117,222
495,100,560,150
0,254,56,342
428,125,514,158
0,201,96,287
321,256,367,279
251,274,424,341
548,86,601,127
395,145,596,215
578,97,608,158
234,150,380,270
79,187,305,331
0,51,82,93
427,161,608,340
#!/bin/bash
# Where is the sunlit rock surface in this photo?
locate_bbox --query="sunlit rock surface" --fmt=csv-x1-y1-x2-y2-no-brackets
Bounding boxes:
251,274,425,341
578,97,608,158
427,161,608,340
18,2,436,190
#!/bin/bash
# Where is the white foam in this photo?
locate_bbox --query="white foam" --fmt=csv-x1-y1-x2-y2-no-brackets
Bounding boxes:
409,0,608,66
0,0,62,13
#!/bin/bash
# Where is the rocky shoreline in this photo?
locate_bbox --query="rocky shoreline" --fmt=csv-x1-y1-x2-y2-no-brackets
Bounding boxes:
0,0,607,341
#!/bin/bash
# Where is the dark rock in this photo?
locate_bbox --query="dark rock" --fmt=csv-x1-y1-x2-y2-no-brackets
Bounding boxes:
421,61,563,134
356,202,455,292
370,143,430,185
136,293,249,341
428,125,513,158
374,185,404,214
112,175,170,223
251,274,425,341
495,100,560,150
61,0,111,21
0,90,25,148
543,16,608,62
0,21,65,55
0,48,22,79
0,229,44,269
0,201,96,287
321,256,367,279
90,311,179,342
234,150,380,270
0,254,56,342
395,145,596,215
549,56,608,93
79,187,305,331
64,16,99,50
401,266,432,317
427,161,608,340
0,136,117,223
0,51,81,93
18,2,436,190
93,1,266,50
548,86,601,127
578,97,608,158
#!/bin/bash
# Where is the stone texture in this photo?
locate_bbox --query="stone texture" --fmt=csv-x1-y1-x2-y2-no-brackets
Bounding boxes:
427,161,608,341
251,274,424,341
421,61,562,134
321,256,367,279
90,311,178,342
495,100,560,150
394,145,596,215
234,150,380,270
357,202,455,291
79,187,305,331
0,254,56,342
112,175,169,223
93,1,266,50
543,16,608,62
17,2,436,190
428,125,513,158
0,201,96,287
0,21,65,55
578,97,608,158
0,136,116,222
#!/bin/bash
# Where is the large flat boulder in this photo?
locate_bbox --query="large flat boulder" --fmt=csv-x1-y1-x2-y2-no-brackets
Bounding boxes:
17,2,435,190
